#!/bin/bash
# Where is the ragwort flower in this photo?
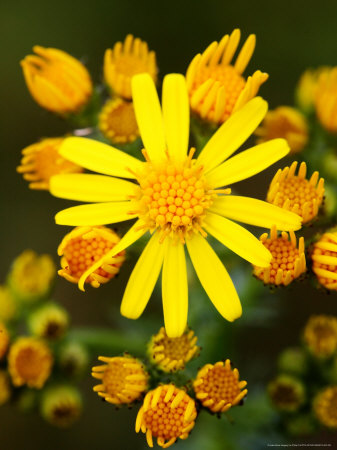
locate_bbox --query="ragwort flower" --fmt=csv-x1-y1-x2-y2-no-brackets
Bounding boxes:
312,230,337,290
313,386,337,429
50,73,301,337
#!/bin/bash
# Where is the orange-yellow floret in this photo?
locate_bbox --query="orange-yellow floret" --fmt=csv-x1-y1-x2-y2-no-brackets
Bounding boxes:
0,323,10,359
303,315,337,358
313,386,337,428
136,384,197,448
312,230,337,290
193,359,247,413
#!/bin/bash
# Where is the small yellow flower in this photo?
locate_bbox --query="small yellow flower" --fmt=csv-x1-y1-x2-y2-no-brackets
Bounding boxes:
186,29,268,124
17,137,83,190
0,286,17,323
148,327,199,372
99,97,139,144
253,226,306,286
303,315,337,358
28,302,69,340
136,384,197,448
193,359,247,413
296,68,327,112
8,337,53,388
255,106,308,154
267,161,324,224
104,34,157,100
21,46,92,114
92,355,148,405
312,230,337,290
57,226,125,288
313,386,337,429
268,374,305,412
0,322,10,359
40,385,82,428
0,370,11,405
315,67,337,133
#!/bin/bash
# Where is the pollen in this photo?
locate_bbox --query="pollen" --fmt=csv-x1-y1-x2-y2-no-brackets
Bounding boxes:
0,322,10,360
267,161,324,224
314,386,337,429
311,230,337,290
148,327,200,372
135,384,197,448
193,360,247,413
99,98,139,144
17,137,83,190
303,315,337,358
253,225,306,286
104,34,157,100
92,355,148,405
58,226,125,288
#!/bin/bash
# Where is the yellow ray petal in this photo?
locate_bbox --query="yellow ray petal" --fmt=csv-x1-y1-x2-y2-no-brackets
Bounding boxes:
197,97,268,173
186,234,242,321
55,201,136,226
120,232,164,319
59,137,143,179
206,138,289,188
50,173,138,202
210,196,302,230
204,212,272,267
162,74,189,162
132,73,166,162
162,240,188,338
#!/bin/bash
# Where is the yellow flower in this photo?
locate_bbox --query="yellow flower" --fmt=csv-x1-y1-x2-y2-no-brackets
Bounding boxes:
92,355,148,405
8,337,53,388
315,67,337,133
104,34,157,100
17,137,83,190
255,106,308,154
296,67,327,112
40,385,82,428
148,327,199,372
0,322,10,359
0,370,11,405
303,315,337,358
268,374,305,412
267,161,324,224
135,384,197,448
57,226,125,288
193,359,247,413
0,286,17,323
253,225,306,286
21,46,92,114
28,302,69,340
313,386,337,429
186,29,268,124
50,73,301,337
312,230,337,290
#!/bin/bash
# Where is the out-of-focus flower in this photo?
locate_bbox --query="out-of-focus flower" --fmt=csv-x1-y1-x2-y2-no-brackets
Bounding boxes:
21,46,92,114
0,323,10,359
50,73,302,337
28,302,69,340
253,226,306,286
92,355,148,405
255,106,308,154
136,384,197,448
193,359,247,413
148,327,199,372
278,347,308,377
40,385,82,428
303,315,337,358
99,98,139,144
17,138,83,190
312,230,337,290
0,286,17,323
8,337,53,388
59,342,89,377
7,250,56,303
267,161,324,224
296,68,327,112
0,370,11,405
313,386,337,429
268,374,305,412
186,29,268,124
57,226,125,288
315,67,337,133
104,34,157,100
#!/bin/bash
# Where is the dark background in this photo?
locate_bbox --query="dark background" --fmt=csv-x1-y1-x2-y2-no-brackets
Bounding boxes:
1,1,337,449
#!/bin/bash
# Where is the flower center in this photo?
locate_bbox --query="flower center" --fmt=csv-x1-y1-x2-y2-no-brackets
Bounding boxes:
99,98,139,144
16,347,48,380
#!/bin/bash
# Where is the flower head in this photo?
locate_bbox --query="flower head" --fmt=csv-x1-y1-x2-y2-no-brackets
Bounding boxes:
136,384,197,448
312,230,337,290
50,73,302,337
148,327,199,372
21,46,92,114
315,67,337,133
8,337,53,388
268,374,305,412
193,359,247,413
253,226,306,286
92,355,148,405
296,67,327,112
0,370,11,406
186,29,268,124
28,302,69,340
0,322,10,359
40,385,82,428
303,315,337,358
57,226,125,288
0,286,17,323
313,386,337,429
17,137,83,190
104,34,157,100
255,106,308,154
99,98,139,144
267,161,324,224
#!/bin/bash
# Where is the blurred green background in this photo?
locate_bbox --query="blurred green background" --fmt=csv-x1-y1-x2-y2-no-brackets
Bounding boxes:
1,0,337,448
